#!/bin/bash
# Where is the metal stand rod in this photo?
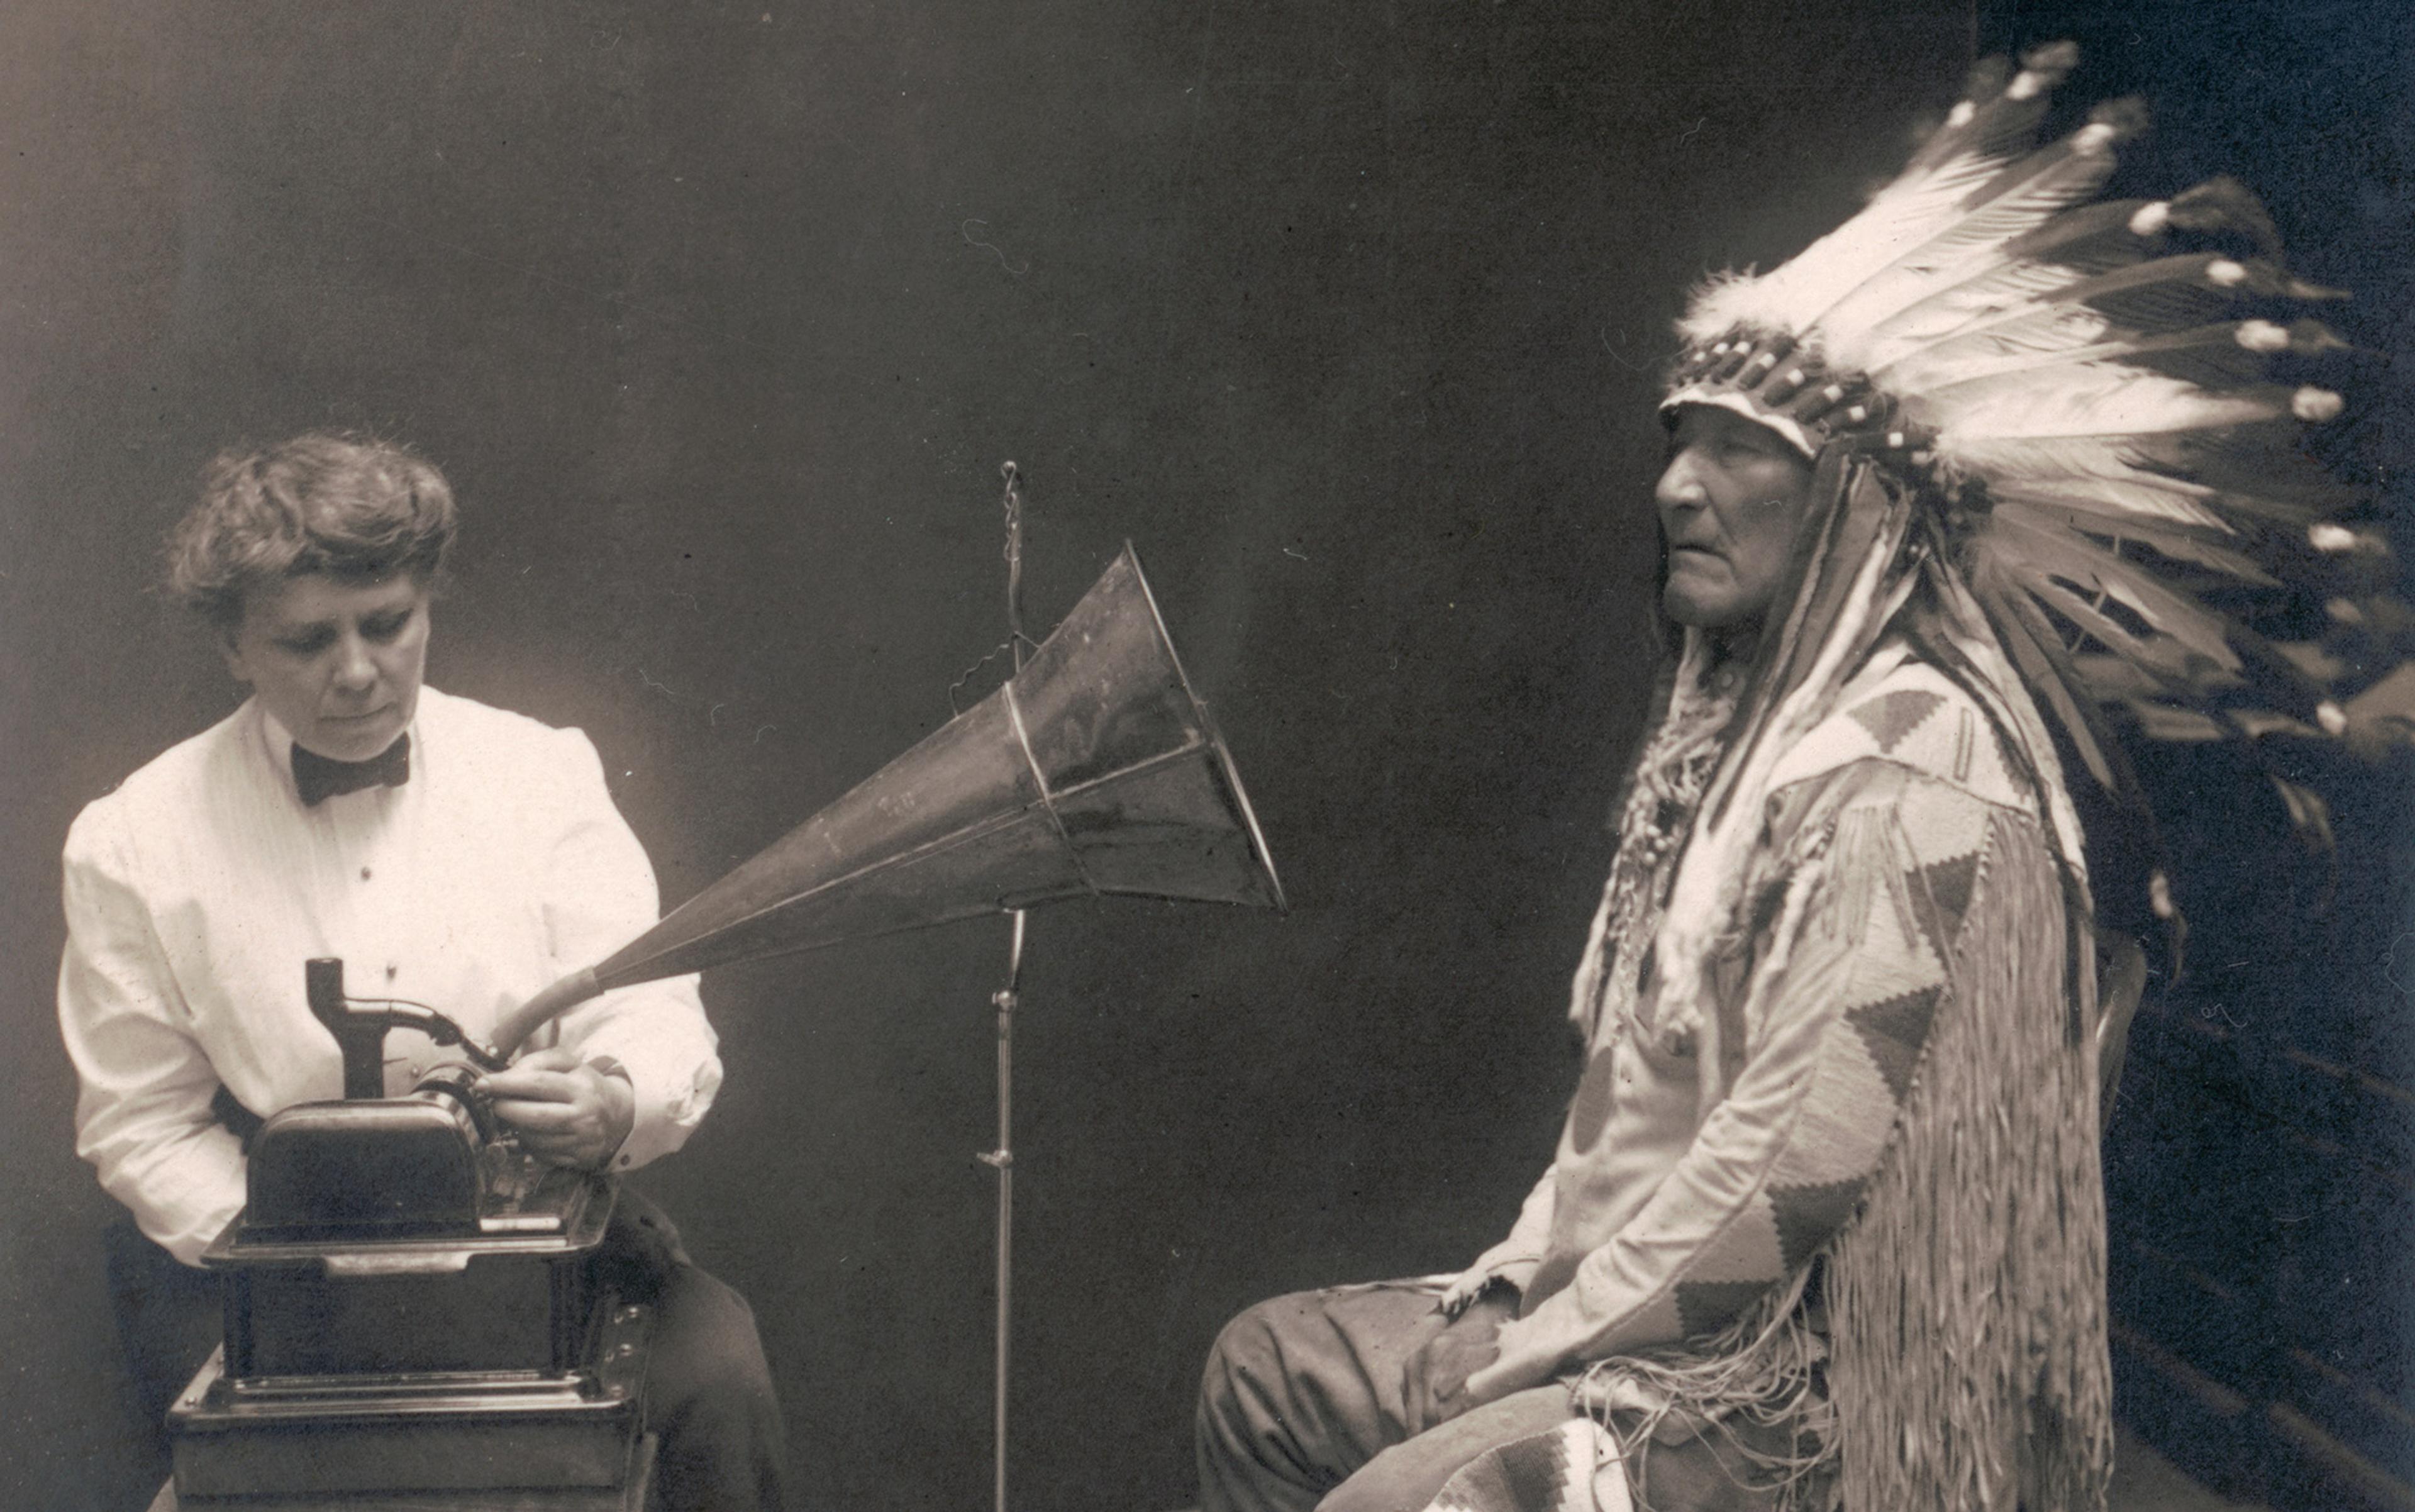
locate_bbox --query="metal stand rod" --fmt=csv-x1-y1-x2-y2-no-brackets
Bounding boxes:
978,910,1026,1512
980,458,1028,1512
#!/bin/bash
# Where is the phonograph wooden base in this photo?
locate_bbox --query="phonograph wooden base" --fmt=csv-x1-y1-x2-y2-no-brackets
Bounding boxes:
150,1433,654,1512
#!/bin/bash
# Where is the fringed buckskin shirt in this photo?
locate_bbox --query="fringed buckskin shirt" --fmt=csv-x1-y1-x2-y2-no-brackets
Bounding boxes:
1446,640,2106,1503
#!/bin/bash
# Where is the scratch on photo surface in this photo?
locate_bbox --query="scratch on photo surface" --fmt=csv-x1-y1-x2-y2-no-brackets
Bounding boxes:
1599,323,1648,372
961,220,1029,277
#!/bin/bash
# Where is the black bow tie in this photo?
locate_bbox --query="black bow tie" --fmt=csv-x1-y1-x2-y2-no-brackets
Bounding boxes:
293,734,411,807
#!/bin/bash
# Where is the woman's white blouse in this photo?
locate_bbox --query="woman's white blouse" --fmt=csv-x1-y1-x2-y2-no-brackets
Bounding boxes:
58,686,721,1265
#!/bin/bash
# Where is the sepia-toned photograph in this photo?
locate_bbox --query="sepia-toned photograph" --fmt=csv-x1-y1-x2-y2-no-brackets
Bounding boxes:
1,3,2406,1509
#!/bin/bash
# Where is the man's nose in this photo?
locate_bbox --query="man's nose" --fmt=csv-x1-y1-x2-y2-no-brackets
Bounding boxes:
1655,449,1709,517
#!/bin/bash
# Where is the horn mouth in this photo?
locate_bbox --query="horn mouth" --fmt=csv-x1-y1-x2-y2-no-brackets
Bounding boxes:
1111,542,1287,915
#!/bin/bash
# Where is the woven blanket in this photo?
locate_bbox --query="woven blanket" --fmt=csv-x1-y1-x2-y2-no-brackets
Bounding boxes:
1426,1420,1631,1512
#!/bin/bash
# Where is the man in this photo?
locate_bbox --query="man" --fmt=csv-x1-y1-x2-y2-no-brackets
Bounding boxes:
59,433,787,1510
1200,43,2382,1512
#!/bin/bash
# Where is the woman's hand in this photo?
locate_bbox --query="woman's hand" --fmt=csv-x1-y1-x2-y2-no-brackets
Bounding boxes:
480,1048,633,1169
1402,1287,1517,1431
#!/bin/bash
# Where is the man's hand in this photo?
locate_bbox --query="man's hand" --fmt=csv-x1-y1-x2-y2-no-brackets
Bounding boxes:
1402,1286,1516,1431
480,1049,634,1170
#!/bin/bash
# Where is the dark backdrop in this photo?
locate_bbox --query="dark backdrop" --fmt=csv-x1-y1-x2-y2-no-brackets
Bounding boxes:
1,4,2404,1510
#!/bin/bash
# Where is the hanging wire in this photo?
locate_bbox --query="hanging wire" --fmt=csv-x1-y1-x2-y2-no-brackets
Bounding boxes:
947,642,1021,715
947,463,1040,714
1002,460,1032,669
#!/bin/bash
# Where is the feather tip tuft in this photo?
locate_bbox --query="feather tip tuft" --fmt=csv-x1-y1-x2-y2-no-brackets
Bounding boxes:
2292,387,2345,423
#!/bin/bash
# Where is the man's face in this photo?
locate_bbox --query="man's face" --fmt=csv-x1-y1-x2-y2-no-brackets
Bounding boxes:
1655,404,1819,632
221,571,431,762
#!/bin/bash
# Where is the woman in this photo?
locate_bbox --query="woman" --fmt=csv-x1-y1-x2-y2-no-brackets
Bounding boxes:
59,433,787,1511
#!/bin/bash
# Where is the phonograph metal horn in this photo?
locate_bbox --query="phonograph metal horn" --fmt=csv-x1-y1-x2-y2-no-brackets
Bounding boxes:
488,543,1284,1057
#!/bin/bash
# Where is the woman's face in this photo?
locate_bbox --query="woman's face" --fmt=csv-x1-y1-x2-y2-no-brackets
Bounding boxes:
1654,404,1819,632
220,570,431,761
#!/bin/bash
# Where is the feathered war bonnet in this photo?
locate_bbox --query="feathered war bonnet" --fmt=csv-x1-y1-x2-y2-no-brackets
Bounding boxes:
1649,42,2404,984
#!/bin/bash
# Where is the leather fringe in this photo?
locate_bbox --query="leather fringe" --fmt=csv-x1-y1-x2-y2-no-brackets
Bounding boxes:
1574,1267,1837,1511
1824,808,2113,1511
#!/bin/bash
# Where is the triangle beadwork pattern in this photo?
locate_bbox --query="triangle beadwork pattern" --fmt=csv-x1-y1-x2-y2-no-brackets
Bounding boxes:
1844,687,1946,753
1917,850,1980,941
1767,1176,1869,1273
1674,1278,1769,1339
1844,983,1941,1103
1492,1422,1586,1512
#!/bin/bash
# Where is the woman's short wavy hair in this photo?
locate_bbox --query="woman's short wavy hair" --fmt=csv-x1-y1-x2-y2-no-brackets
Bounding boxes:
166,433,458,628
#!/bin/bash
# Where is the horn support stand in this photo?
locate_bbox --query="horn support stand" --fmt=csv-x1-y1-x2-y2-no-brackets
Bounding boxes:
977,909,1026,1512
978,464,1031,1512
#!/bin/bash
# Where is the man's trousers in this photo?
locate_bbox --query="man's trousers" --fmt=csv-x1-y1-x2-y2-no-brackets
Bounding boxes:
1197,1279,1792,1512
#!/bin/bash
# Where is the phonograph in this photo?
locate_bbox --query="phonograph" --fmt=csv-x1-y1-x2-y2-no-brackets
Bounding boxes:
162,481,1283,1510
